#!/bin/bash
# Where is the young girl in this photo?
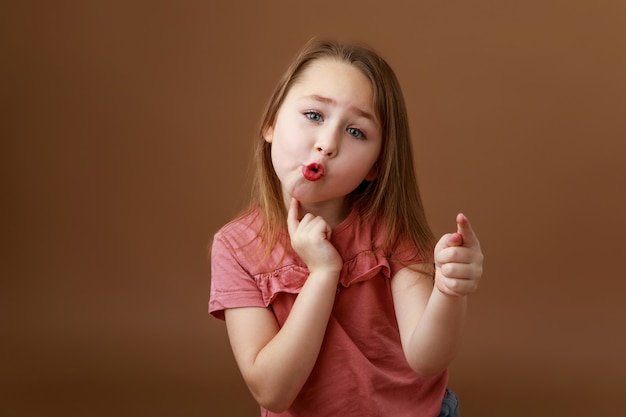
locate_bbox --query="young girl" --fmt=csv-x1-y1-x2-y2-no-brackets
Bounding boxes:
209,39,483,417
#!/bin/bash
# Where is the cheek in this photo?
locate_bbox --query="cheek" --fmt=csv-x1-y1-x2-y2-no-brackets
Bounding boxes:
357,148,382,181
269,134,299,172
271,125,305,158
339,154,378,183
269,142,285,171
356,144,382,170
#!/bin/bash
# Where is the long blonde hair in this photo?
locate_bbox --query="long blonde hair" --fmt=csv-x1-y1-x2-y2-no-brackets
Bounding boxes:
250,38,435,261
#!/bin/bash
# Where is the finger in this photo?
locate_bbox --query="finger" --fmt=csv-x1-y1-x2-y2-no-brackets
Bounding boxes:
323,219,332,240
440,262,482,280
456,213,480,248
440,276,478,296
434,232,454,255
434,233,464,264
305,215,333,240
446,232,463,247
436,246,475,265
287,198,300,236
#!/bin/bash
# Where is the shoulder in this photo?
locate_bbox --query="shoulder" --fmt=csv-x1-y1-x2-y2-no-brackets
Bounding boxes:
214,209,264,246
212,209,295,275
211,209,266,269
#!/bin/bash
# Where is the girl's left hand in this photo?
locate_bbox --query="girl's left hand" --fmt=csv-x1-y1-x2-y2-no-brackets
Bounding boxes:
434,213,484,297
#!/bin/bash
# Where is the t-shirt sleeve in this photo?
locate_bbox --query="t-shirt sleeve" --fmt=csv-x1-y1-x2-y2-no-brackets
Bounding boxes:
208,233,266,320
387,236,434,278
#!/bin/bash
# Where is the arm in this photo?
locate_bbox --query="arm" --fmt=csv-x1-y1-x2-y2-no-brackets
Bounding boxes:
391,213,483,377
224,198,342,412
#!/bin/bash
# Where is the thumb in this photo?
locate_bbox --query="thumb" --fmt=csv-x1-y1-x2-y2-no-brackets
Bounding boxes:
434,232,463,256
434,215,467,258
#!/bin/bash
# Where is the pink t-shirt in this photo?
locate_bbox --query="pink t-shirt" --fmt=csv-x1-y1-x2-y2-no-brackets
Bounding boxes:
209,209,447,417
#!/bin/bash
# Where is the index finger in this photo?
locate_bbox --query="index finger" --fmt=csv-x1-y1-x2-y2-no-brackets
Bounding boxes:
287,197,300,236
456,213,480,247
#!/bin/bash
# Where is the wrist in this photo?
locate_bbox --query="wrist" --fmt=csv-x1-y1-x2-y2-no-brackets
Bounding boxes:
307,267,341,283
433,283,467,300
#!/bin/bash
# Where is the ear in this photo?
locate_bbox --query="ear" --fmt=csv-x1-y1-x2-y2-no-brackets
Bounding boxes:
263,125,274,143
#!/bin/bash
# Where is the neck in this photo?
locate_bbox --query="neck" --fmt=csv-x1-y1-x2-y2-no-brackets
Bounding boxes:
288,197,350,228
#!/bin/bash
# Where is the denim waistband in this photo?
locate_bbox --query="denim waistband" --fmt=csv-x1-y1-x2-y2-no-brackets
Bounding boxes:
437,388,459,417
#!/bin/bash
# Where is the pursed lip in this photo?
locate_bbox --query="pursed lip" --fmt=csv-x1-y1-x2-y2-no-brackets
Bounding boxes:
302,162,324,181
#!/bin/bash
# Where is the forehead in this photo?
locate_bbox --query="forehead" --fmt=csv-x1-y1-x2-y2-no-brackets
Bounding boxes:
287,58,377,115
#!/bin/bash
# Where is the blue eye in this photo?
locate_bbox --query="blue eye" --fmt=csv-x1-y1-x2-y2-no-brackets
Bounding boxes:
304,111,323,122
347,127,365,139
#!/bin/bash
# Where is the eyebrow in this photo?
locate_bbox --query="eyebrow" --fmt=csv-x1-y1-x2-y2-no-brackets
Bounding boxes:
305,94,377,123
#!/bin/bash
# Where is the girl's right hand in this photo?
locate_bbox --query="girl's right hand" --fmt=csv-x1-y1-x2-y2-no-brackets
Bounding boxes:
287,198,343,275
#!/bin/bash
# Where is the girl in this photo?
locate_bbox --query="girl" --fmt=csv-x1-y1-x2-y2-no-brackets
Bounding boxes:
209,39,483,417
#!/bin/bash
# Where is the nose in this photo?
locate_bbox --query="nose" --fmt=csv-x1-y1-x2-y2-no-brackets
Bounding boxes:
314,127,339,158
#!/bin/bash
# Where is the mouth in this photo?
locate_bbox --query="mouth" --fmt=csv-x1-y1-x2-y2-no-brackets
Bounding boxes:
302,163,324,181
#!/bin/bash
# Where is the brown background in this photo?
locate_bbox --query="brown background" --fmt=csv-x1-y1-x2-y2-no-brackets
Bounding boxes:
2,1,625,416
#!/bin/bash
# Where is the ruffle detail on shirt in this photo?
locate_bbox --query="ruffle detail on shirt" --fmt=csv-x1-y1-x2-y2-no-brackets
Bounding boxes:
254,250,391,306
339,250,391,288
255,264,310,306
